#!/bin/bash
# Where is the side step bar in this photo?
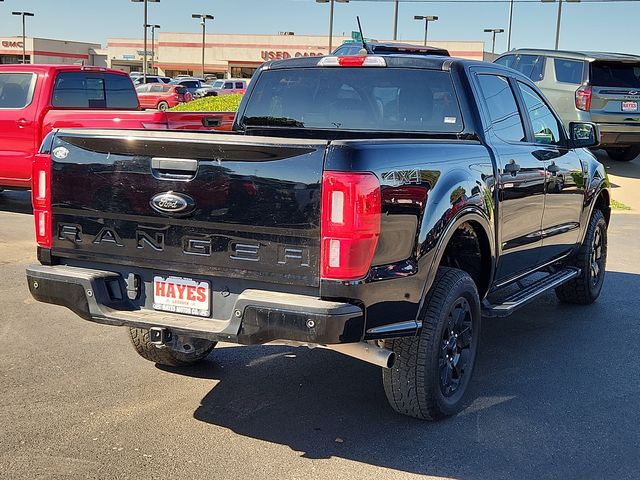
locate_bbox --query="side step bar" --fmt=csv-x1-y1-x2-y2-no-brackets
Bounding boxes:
483,267,580,318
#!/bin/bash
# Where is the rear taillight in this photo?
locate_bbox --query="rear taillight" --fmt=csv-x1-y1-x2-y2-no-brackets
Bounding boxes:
320,171,381,281
575,84,592,111
31,153,52,248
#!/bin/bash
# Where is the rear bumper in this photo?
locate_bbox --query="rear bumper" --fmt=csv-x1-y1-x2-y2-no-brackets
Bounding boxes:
596,123,640,147
26,264,364,345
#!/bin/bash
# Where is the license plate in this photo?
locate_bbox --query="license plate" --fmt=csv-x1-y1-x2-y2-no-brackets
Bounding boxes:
622,101,638,112
153,276,211,317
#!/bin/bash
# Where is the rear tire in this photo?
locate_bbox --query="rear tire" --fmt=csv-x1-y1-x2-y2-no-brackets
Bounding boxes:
605,146,640,162
555,209,607,305
128,328,216,367
156,101,169,112
382,267,481,420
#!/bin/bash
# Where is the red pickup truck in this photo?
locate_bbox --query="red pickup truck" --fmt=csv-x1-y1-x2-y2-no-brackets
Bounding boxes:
0,65,235,190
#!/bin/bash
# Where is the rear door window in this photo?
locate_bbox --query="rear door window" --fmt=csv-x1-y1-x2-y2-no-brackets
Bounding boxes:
224,82,234,90
477,74,525,143
554,59,584,84
517,82,562,145
590,61,640,88
52,72,138,109
0,72,37,108
235,82,245,89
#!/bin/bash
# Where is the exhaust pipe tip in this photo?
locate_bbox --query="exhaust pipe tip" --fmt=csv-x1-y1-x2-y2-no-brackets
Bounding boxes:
386,351,396,369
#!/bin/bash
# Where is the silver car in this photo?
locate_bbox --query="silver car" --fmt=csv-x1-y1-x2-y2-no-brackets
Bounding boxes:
495,49,640,161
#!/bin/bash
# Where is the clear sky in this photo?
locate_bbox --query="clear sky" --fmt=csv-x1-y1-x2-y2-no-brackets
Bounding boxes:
0,0,637,55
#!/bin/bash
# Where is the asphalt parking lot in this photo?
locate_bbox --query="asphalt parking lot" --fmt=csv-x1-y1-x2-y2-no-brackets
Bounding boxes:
1,157,639,480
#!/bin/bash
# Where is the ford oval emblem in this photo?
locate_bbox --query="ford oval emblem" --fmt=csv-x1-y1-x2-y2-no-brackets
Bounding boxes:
52,146,69,160
150,192,195,216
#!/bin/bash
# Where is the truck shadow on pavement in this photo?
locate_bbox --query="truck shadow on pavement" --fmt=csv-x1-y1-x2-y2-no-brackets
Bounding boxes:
167,272,640,479
0,190,32,215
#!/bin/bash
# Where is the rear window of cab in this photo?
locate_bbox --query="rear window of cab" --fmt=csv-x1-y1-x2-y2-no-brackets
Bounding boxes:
242,67,463,133
52,72,139,109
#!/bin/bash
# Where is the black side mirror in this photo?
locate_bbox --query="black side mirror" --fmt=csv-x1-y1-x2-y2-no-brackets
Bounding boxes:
569,122,599,149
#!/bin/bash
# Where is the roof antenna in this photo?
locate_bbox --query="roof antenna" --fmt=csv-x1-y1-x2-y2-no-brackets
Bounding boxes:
357,16,368,56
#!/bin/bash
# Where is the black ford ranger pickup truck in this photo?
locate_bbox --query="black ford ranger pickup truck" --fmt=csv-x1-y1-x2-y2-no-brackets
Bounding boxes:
27,54,610,420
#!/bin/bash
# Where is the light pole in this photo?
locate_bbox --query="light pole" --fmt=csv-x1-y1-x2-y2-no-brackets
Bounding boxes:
541,0,580,50
192,14,213,78
414,15,438,47
11,11,34,64
131,0,160,83
316,0,349,53
393,0,399,40
484,28,505,55
507,0,514,50
146,24,160,74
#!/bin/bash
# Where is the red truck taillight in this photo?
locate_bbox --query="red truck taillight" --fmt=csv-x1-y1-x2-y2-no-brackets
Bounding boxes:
32,153,52,248
320,171,381,281
575,85,592,111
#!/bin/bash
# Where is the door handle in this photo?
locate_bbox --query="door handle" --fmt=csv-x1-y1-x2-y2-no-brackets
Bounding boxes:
16,118,33,128
202,117,222,128
504,160,521,175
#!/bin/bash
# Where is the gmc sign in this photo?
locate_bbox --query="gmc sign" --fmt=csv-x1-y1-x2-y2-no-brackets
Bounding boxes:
2,41,24,48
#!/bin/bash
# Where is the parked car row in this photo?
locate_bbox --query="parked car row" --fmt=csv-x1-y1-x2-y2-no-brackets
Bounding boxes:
136,83,193,111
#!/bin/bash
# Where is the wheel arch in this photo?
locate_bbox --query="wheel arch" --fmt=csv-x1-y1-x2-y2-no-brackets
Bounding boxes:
422,209,495,303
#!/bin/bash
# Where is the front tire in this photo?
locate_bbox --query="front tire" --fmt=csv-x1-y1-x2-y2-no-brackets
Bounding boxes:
605,146,640,162
555,209,607,305
383,267,481,420
128,328,216,367
156,101,169,112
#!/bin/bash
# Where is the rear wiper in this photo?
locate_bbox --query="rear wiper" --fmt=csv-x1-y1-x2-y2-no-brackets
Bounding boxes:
243,116,305,128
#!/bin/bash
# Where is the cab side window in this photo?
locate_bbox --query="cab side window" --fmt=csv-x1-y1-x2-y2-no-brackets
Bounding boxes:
517,82,562,145
496,54,545,82
477,74,526,143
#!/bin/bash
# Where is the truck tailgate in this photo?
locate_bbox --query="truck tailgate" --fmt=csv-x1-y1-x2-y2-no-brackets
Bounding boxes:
48,129,326,288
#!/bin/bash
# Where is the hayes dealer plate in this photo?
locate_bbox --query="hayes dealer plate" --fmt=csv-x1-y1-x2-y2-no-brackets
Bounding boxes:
153,276,211,317
622,101,638,112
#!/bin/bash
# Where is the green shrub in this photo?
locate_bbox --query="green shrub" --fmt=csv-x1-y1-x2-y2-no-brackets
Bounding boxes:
170,94,243,112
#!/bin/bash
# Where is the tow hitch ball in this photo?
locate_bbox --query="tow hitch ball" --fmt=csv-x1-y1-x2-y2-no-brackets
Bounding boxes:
149,327,172,345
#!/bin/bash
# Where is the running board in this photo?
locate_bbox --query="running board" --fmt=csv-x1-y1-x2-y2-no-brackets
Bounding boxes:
482,267,580,318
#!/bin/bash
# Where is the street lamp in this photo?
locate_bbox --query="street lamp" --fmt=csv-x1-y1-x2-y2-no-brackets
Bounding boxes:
484,28,505,55
11,11,34,64
192,14,214,78
393,0,399,40
131,0,160,83
145,24,160,73
541,0,580,50
316,0,349,53
414,15,438,47
507,0,514,50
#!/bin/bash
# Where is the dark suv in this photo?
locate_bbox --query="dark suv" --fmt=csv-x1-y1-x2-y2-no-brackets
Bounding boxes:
495,49,640,161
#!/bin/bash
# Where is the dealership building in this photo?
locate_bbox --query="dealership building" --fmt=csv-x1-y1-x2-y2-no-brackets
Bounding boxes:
0,36,106,66
107,32,486,78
